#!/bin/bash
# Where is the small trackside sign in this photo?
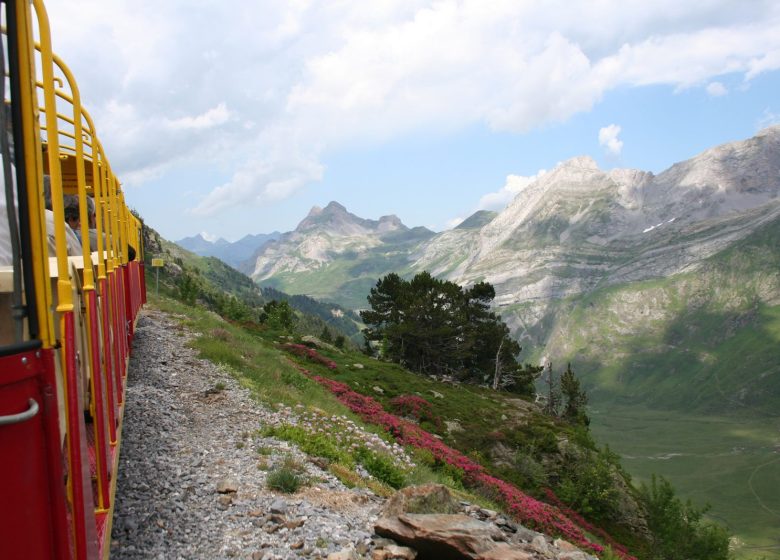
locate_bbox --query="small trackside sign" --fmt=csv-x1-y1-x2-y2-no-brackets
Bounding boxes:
151,258,164,267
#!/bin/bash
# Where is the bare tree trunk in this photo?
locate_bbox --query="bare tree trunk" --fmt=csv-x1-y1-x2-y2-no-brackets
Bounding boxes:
492,338,504,390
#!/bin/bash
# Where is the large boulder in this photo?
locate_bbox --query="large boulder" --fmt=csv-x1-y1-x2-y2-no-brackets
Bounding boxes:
374,514,506,559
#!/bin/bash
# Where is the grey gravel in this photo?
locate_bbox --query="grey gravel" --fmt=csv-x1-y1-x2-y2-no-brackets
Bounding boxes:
111,309,384,559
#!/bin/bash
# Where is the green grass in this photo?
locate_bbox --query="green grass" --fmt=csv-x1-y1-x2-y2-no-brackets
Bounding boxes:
148,291,512,506
590,404,780,559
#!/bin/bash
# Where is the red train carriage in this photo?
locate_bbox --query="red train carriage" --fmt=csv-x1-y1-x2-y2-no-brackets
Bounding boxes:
1,0,145,557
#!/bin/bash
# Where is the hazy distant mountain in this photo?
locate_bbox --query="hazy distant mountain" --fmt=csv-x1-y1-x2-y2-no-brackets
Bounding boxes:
177,231,281,268
248,126,780,413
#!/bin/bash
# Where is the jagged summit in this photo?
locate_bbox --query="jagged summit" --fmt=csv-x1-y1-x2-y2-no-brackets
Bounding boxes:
296,201,407,236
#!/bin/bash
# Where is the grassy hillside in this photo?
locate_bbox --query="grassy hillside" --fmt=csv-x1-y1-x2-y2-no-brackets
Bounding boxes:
142,274,736,560
518,215,780,416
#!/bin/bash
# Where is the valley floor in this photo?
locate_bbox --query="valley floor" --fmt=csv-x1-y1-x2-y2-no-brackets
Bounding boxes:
590,404,780,560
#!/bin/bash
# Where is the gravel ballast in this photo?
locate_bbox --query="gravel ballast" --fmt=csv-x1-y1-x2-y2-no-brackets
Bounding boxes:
111,309,383,560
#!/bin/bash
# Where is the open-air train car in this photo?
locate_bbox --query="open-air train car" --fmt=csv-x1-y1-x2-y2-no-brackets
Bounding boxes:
1,0,145,557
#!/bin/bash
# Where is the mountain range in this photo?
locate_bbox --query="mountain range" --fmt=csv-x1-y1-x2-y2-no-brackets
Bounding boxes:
198,126,780,414
177,231,281,268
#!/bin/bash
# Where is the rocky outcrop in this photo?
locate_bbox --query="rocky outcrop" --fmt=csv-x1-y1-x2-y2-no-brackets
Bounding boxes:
375,514,507,559
374,485,597,560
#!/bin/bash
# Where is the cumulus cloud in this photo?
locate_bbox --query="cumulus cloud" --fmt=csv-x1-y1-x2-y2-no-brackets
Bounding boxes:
165,103,232,131
44,0,780,217
706,81,728,96
478,173,545,211
599,124,624,156
189,147,325,217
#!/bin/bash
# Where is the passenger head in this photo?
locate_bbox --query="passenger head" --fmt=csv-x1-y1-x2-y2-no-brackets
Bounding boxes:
43,175,52,210
63,194,80,231
86,196,96,228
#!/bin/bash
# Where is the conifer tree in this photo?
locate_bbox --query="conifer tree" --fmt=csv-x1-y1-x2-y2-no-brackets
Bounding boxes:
543,362,561,416
561,362,589,426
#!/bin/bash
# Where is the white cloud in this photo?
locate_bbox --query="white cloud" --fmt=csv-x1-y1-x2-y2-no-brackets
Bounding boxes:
478,172,545,211
43,0,780,218
758,109,780,129
200,231,219,242
706,81,728,96
445,216,465,230
189,147,325,217
165,103,232,131
599,124,624,156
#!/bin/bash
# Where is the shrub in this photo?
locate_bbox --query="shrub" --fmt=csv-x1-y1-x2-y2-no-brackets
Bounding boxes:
354,446,406,489
267,466,303,493
638,475,730,560
556,451,621,521
262,425,352,465
211,327,231,341
177,273,200,305
281,343,337,369
390,395,441,427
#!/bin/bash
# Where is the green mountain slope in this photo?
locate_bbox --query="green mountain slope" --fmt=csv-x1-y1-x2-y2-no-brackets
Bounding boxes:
523,214,780,415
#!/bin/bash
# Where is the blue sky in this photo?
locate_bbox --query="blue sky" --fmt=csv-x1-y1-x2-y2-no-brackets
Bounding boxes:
44,1,780,241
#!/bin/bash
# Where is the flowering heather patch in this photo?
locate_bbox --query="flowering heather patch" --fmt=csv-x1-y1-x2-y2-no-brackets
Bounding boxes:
310,374,635,560
281,343,337,369
542,488,633,558
390,394,441,427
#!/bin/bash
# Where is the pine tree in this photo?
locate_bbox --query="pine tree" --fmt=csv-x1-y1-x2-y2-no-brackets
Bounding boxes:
561,362,589,426
543,362,561,416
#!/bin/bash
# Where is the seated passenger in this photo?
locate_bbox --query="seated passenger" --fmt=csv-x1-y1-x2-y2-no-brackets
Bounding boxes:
63,194,81,239
43,176,81,257
85,196,102,251
0,163,14,266
1,106,16,266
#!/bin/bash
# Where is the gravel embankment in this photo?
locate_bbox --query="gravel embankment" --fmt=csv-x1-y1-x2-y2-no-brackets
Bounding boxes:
111,308,383,560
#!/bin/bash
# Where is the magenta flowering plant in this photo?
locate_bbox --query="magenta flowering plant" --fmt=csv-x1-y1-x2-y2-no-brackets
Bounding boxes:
309,374,636,560
542,488,632,557
389,394,442,427
281,343,337,369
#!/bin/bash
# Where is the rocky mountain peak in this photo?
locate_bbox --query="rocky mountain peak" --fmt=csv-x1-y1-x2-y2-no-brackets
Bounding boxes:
297,201,363,234
558,155,600,170
377,214,405,232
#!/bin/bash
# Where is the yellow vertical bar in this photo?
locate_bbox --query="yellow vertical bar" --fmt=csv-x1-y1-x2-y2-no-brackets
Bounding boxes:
33,0,72,312
53,55,94,290
14,0,55,346
119,191,128,263
89,132,106,279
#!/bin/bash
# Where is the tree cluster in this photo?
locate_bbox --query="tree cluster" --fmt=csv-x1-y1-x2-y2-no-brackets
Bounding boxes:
543,362,589,426
360,272,540,394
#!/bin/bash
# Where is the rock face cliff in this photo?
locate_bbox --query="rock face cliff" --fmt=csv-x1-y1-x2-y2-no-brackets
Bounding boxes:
416,126,780,304
248,127,780,412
